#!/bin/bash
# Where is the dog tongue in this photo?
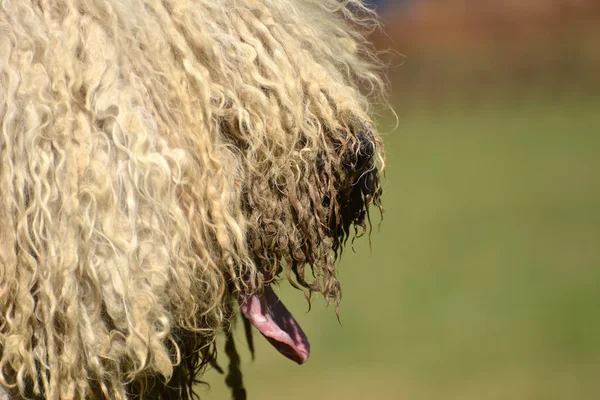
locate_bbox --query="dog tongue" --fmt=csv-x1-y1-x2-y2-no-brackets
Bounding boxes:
238,286,310,364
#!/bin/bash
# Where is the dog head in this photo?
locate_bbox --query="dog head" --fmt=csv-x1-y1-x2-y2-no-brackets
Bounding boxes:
0,1,385,398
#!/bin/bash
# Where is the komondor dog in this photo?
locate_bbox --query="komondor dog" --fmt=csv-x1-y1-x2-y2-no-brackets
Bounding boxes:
0,0,386,398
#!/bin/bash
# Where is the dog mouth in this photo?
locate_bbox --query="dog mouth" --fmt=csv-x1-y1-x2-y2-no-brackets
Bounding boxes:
237,285,310,364
235,130,381,366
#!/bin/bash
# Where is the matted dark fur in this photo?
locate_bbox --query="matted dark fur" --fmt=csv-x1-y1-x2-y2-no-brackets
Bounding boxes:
0,0,386,399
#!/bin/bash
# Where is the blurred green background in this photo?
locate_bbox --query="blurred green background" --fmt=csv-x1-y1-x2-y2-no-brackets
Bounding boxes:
204,1,600,399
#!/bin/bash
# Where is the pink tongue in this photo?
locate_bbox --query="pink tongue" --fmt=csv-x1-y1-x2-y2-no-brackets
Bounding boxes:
238,286,310,364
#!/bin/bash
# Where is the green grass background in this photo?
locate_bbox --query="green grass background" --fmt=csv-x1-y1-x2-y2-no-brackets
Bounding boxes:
202,96,600,399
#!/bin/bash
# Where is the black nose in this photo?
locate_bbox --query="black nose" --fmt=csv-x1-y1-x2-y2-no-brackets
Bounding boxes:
340,131,376,172
356,131,376,170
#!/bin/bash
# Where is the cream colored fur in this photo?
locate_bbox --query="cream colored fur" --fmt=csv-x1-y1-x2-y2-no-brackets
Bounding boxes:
0,0,385,398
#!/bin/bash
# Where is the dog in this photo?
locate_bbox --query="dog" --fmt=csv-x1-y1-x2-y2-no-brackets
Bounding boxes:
0,0,385,398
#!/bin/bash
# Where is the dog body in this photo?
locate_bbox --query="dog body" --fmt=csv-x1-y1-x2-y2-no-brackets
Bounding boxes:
0,1,384,398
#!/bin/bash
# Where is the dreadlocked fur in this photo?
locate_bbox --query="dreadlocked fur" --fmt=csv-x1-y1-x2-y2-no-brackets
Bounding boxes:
0,0,386,398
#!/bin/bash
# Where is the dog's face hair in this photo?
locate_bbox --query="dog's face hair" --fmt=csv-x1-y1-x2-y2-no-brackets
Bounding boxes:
0,0,385,399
